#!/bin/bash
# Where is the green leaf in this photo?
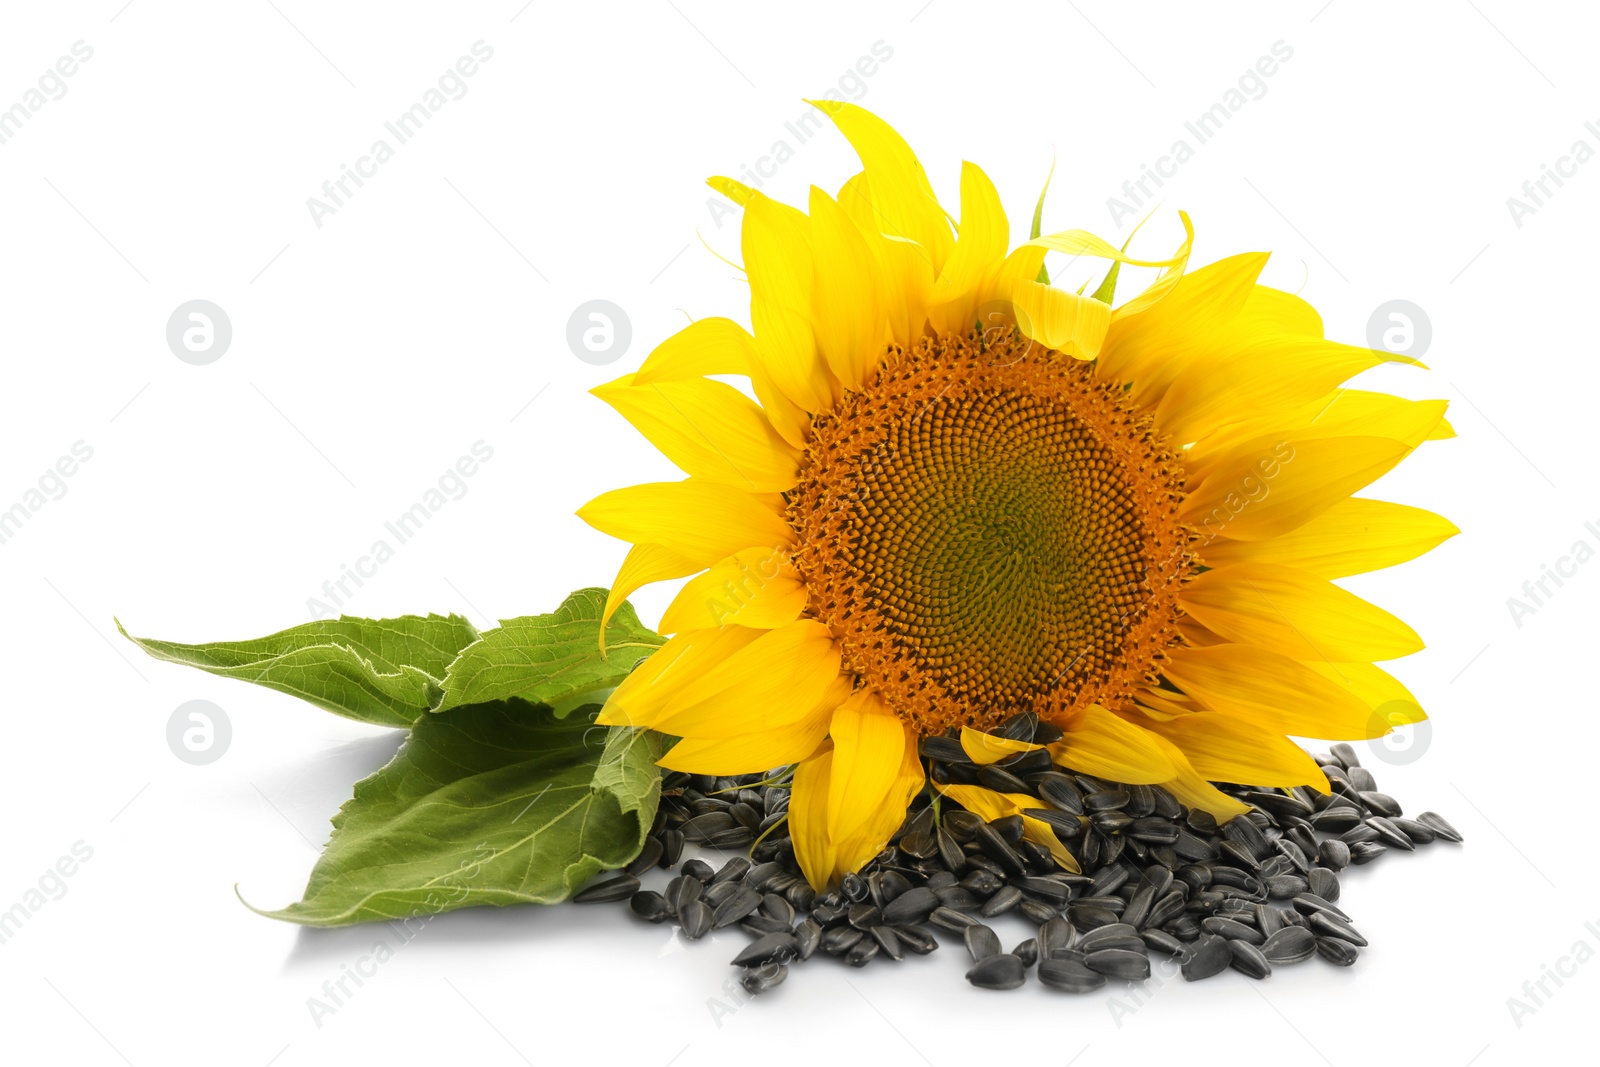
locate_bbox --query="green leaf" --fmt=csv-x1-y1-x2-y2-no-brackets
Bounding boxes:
246,701,661,926
432,587,664,716
119,614,480,728
1031,155,1056,284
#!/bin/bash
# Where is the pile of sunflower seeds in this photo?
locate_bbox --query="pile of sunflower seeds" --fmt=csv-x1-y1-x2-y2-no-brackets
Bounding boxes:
573,712,1462,994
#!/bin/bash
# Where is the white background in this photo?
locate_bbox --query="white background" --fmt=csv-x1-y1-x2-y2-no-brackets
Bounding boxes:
1,1,1594,1064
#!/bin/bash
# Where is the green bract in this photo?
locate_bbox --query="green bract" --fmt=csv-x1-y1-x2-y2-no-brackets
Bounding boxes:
124,589,665,926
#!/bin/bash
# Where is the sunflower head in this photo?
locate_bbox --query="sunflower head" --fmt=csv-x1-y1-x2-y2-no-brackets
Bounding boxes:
581,102,1456,890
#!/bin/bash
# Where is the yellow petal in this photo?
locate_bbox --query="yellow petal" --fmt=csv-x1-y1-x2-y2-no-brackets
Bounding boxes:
838,171,933,347
827,689,908,840
744,191,837,415
1202,497,1459,577
1099,250,1267,403
808,186,886,392
599,625,763,728
1183,435,1414,544
936,783,1081,872
651,620,842,738
1180,563,1424,662
790,745,837,891
1157,337,1408,446
1012,281,1112,359
1048,705,1176,784
1142,730,1253,821
578,479,791,570
599,542,701,641
657,672,847,775
959,727,1046,766
1162,644,1385,740
809,100,953,269
657,548,808,634
592,375,800,493
928,161,1009,334
706,175,755,206
832,732,924,882
1105,210,1195,321
1143,712,1330,790
1304,660,1428,726
632,317,755,384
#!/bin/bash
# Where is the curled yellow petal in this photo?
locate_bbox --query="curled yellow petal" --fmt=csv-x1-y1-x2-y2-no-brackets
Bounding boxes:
658,548,808,635
1048,705,1176,784
959,726,1045,766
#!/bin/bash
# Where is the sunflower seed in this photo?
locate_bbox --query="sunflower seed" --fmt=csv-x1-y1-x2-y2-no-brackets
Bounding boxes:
919,736,970,763
629,890,670,922
1228,939,1273,979
625,837,665,878
732,932,799,967
1037,957,1105,992
847,904,883,930
740,960,788,994
978,765,1032,794
679,899,713,940
821,926,864,955
930,906,981,932
1013,937,1040,967
1085,947,1151,980
1367,816,1416,851
1292,892,1350,921
710,856,750,884
1318,838,1351,870
967,953,1027,990
680,811,736,842
1262,926,1316,964
937,887,981,911
1312,807,1363,832
1180,934,1233,981
1307,910,1366,946
794,918,821,960
761,893,796,924
1265,875,1309,899
1145,889,1187,930
1019,899,1060,923
1307,868,1339,902
1417,811,1464,843
943,809,983,841
1122,884,1155,928
894,925,939,955
841,872,868,902
1341,824,1381,844
980,885,1024,918
961,869,1006,897
1256,904,1285,938
880,885,937,925
1039,917,1076,956
712,886,763,928
870,925,905,961
1349,841,1389,864
899,830,938,859
1330,742,1362,769
1020,807,1083,839
1393,817,1436,845
663,875,701,916
1359,791,1403,817
974,822,1026,875
1141,928,1187,955
1038,774,1086,814
1316,936,1360,966
1201,916,1265,944
702,880,739,909
573,874,640,904
847,938,880,967
937,828,967,873
1348,765,1379,792
965,923,1002,962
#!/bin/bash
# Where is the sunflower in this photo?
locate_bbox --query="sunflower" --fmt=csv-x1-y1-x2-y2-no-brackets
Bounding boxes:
581,102,1456,891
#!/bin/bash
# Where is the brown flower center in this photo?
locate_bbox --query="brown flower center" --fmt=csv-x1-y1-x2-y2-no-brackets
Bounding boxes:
786,329,1195,734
